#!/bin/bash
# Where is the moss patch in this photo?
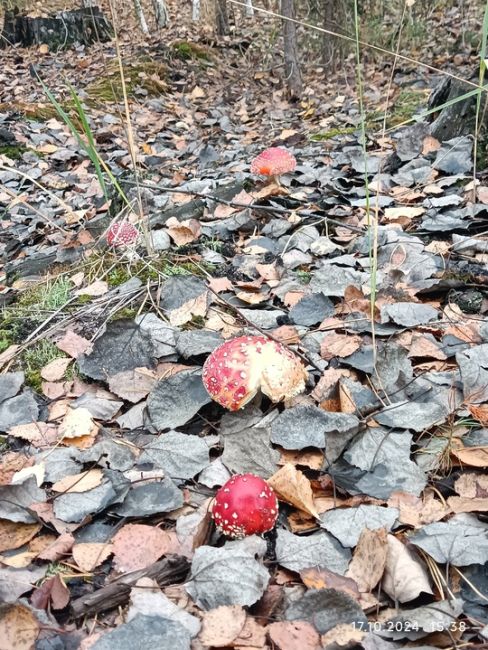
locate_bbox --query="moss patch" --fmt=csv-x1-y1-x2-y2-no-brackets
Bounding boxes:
171,40,212,61
310,127,357,141
23,340,65,391
85,59,167,105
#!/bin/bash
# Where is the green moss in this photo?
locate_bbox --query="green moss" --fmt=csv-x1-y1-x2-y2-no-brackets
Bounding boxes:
0,144,28,160
310,127,357,141
85,60,167,105
23,340,65,392
108,307,138,321
296,270,312,284
386,89,429,127
171,41,211,61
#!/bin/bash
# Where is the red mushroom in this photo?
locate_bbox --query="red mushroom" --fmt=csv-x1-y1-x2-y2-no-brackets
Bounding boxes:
250,147,296,187
107,221,139,248
202,335,307,411
212,473,279,538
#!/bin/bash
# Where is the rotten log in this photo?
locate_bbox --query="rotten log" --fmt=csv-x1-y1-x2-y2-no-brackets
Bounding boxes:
0,7,113,49
71,555,190,619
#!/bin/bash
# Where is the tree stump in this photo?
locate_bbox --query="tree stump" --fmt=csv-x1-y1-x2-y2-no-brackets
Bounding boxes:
428,77,481,142
0,7,113,49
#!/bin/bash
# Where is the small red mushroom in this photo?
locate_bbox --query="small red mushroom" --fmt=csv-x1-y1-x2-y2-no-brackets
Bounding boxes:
202,335,307,411
212,473,279,538
107,221,139,248
250,147,296,187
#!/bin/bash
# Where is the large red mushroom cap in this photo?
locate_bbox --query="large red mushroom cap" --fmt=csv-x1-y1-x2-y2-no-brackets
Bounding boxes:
107,221,139,248
211,473,279,538
202,335,307,411
250,147,296,180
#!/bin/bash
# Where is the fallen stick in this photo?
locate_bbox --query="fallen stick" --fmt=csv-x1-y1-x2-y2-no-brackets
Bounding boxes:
71,555,190,619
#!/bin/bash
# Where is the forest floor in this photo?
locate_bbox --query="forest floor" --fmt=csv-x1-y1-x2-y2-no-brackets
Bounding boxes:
0,1,488,649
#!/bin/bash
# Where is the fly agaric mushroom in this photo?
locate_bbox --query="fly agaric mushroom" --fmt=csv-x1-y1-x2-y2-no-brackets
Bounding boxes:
202,335,307,411
212,473,279,538
107,222,139,248
250,147,296,187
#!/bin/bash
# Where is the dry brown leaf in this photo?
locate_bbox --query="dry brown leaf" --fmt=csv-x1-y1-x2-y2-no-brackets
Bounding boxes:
382,534,432,603
447,496,488,513
236,290,268,304
108,368,157,403
56,330,92,358
72,542,113,572
300,567,360,600
320,332,362,361
198,605,247,647
40,357,72,382
422,134,441,155
169,291,209,327
267,621,321,650
450,442,488,468
0,520,41,553
30,574,70,611
59,407,98,440
271,325,301,345
283,290,304,307
0,603,39,650
0,452,34,485
468,404,488,426
321,624,365,648
75,280,109,297
278,448,324,471
166,217,201,245
256,261,281,281
61,432,98,449
52,469,103,494
37,532,75,561
233,615,266,647
454,473,488,498
112,524,176,572
268,463,319,518
311,367,355,403
8,422,59,447
407,334,447,360
346,528,388,592
387,491,449,527
42,381,72,400
207,276,233,293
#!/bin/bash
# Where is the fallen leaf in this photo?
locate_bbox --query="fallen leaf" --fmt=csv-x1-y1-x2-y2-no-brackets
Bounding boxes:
320,332,362,360
40,357,72,382
8,422,59,447
447,497,488,513
382,534,432,602
56,330,92,358
0,452,34,486
198,605,247,647
300,567,360,600
166,217,201,245
468,404,488,426
0,603,39,650
52,469,103,494
112,524,177,572
59,407,99,440
75,280,109,297
267,621,321,650
279,448,324,471
321,624,365,648
72,542,113,572
451,442,488,468
0,520,41,553
30,574,70,611
346,528,388,592
208,276,233,293
36,533,75,561
453,473,488,498
268,463,319,519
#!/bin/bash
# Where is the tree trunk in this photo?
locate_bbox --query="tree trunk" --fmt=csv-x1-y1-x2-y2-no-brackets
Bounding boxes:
152,0,169,27
192,0,201,21
281,0,302,99
244,0,254,17
0,7,113,49
428,77,480,142
133,0,149,33
215,0,229,35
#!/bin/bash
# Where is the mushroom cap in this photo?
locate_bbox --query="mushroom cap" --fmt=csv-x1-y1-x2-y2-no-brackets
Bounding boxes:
250,147,296,177
202,335,307,411
211,473,279,538
107,222,139,248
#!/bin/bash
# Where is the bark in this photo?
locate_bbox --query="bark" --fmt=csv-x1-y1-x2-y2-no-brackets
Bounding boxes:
71,555,190,619
133,0,149,33
429,77,479,142
244,0,254,17
0,7,113,48
152,0,169,27
215,0,229,35
281,0,302,99
192,0,201,21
